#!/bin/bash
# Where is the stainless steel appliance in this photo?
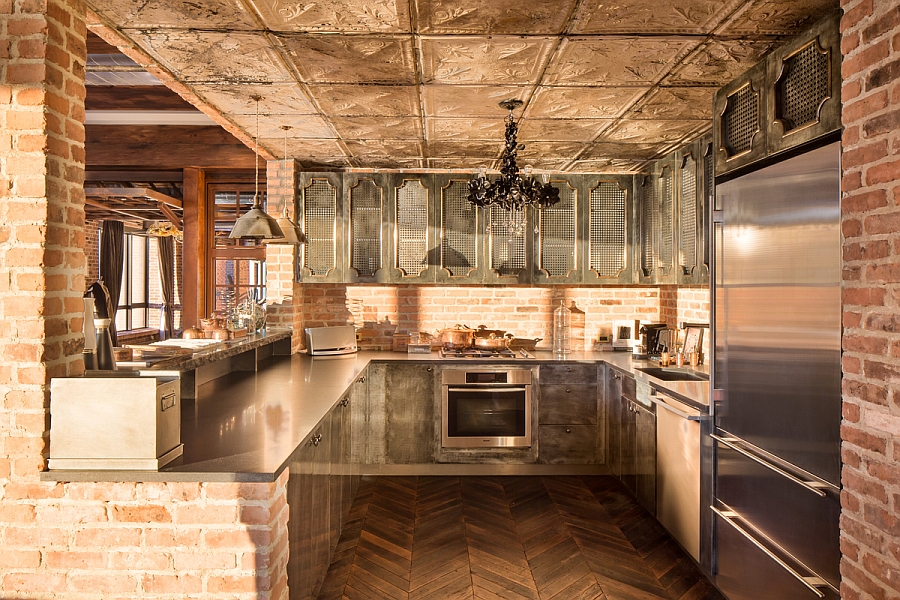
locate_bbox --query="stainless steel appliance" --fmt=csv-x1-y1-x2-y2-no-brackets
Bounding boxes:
711,140,841,599
306,325,357,356
441,368,533,448
439,348,535,360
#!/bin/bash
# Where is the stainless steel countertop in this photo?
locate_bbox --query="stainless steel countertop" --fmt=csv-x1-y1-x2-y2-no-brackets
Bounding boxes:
41,350,709,483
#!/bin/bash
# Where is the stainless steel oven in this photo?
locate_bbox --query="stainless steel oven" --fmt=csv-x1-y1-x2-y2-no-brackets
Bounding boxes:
441,368,533,448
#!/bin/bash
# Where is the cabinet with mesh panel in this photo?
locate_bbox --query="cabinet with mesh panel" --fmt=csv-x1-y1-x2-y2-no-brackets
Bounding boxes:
532,175,583,284
583,175,635,285
714,60,767,176
343,173,389,283
297,172,344,282
767,12,841,156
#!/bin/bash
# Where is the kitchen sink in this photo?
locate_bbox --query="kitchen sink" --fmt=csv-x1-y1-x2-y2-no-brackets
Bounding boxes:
635,367,709,382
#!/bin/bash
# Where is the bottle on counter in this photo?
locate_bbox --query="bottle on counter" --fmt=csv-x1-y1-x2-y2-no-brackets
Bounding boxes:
553,301,571,356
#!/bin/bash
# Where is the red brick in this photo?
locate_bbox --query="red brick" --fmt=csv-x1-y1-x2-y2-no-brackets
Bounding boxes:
842,423,887,454
843,171,863,193
844,90,889,124
2,482,63,499
842,0,874,32
843,141,889,169
842,286,886,306
863,108,900,137
68,573,138,593
864,210,900,234
74,527,141,547
45,550,106,569
2,573,67,593
111,504,171,523
866,158,900,185
204,528,271,549
207,575,261,594
844,379,889,405
866,262,900,283
6,64,48,85
864,359,900,382
141,574,202,594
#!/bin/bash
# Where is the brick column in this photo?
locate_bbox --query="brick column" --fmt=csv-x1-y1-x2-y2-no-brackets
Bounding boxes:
1,0,87,480
839,1,900,598
265,159,302,351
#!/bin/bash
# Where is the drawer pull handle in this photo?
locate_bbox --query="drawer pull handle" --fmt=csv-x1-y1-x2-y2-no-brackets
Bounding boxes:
565,388,571,393
711,434,831,497
357,376,366,383
712,505,833,598
613,373,620,380
565,428,571,434
340,397,349,407
566,367,572,372
160,394,177,412
310,433,323,447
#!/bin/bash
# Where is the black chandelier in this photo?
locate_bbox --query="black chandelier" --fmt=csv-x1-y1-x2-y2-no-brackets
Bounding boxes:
467,99,561,217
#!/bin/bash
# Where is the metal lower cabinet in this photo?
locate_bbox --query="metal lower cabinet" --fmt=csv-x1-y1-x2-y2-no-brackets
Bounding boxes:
714,509,840,600
715,439,840,596
656,398,701,561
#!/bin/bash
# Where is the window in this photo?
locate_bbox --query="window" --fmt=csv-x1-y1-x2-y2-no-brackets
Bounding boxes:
209,184,268,314
116,233,149,332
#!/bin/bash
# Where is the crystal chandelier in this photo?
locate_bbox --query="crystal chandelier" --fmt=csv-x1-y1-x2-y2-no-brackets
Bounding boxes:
467,99,560,235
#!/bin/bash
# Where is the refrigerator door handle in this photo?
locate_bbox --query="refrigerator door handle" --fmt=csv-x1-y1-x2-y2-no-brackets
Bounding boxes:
711,434,829,497
712,506,832,598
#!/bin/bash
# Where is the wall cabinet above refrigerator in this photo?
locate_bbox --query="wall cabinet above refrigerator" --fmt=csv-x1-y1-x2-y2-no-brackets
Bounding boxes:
292,171,704,285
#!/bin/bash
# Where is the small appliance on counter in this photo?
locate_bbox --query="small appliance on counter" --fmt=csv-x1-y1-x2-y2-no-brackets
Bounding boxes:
634,323,669,359
83,281,117,371
306,325,357,356
612,319,640,352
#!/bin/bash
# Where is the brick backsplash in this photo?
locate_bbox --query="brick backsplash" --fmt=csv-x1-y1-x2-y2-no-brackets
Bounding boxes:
298,284,710,351
838,1,900,598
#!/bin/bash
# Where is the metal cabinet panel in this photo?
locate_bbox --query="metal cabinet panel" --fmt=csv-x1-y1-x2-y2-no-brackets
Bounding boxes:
534,176,582,284
634,402,656,516
766,12,842,156
388,175,437,283
538,425,597,464
298,172,344,282
344,174,388,283
484,203,534,284
383,363,436,463
584,176,634,284
540,363,597,385
435,175,484,283
714,60,767,176
539,384,597,425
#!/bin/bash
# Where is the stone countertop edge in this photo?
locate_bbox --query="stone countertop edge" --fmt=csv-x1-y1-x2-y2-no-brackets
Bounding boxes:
41,349,709,484
137,328,292,372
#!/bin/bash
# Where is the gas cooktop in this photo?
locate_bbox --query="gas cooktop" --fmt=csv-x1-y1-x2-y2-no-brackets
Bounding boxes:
439,348,535,360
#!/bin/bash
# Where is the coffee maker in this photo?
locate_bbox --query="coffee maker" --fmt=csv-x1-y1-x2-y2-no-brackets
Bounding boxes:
635,323,669,359
84,281,117,371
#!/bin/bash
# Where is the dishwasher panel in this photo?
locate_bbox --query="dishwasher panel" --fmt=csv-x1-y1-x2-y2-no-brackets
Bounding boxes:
655,393,702,562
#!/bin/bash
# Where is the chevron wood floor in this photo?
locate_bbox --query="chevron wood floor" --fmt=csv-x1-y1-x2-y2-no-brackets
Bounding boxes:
316,476,724,600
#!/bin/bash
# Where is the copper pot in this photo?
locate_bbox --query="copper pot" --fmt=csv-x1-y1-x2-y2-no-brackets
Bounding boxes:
182,326,204,340
507,336,541,351
473,333,511,351
475,325,506,338
438,324,475,349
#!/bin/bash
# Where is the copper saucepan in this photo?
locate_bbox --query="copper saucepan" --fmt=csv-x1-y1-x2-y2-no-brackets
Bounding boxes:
438,324,476,349
473,333,512,351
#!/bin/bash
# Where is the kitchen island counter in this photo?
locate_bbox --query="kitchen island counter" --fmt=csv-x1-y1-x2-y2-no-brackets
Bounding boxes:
42,350,707,483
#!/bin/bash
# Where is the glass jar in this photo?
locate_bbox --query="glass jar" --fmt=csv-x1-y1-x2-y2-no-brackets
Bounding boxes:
553,300,571,356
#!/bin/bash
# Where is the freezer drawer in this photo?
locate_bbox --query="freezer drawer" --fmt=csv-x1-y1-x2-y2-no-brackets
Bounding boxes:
715,435,840,590
714,505,840,600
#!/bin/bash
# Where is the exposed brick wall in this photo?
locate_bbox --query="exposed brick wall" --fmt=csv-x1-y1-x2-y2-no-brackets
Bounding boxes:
839,1,900,598
84,218,99,284
0,471,288,598
265,160,300,342
298,284,711,352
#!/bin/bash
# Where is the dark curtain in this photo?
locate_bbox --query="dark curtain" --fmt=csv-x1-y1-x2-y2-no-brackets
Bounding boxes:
158,236,176,338
99,220,124,345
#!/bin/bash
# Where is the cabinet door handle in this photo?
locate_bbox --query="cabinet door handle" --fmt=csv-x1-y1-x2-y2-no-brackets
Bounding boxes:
310,433,323,447
340,397,349,407
566,367,572,372
565,428,571,433
426,367,433,372
613,372,620,380
357,376,366,383
565,388,571,393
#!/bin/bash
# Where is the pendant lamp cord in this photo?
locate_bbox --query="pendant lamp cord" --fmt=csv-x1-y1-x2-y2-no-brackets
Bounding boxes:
254,95,260,208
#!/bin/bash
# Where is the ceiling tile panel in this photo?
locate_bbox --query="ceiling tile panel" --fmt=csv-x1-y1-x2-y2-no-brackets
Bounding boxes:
249,0,411,32
719,0,839,36
87,0,260,30
307,85,420,116
235,114,336,138
330,116,422,140
421,36,557,85
428,158,494,170
269,138,348,157
357,157,425,169
544,37,702,86
428,141,502,158
570,159,647,172
516,141,586,160
518,119,612,142
570,0,742,34
628,87,716,120
192,83,317,115
280,35,416,83
582,142,661,160
422,85,531,117
664,38,778,86
599,119,708,145
128,31,292,83
426,118,505,141
415,0,578,34
526,86,649,118
345,139,423,158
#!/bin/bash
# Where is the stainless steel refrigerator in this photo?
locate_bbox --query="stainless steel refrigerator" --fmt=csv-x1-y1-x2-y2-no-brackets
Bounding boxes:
710,140,842,600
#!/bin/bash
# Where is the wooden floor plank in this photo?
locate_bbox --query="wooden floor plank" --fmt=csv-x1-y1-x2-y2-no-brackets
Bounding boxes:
315,476,722,600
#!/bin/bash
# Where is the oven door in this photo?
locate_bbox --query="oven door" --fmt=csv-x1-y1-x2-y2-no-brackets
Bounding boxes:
442,385,532,448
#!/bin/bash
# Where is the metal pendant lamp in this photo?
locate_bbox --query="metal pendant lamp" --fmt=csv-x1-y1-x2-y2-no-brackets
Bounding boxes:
229,95,284,240
266,125,307,245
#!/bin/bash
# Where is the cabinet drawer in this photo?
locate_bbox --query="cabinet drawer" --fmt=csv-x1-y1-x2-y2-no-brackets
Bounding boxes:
539,384,597,425
539,425,597,464
540,363,597,385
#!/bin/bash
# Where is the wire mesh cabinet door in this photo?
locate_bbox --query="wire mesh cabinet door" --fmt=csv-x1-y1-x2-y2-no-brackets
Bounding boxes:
297,172,344,282
434,175,485,284
714,59,767,177
532,175,583,285
584,175,633,285
344,173,389,283
387,174,437,284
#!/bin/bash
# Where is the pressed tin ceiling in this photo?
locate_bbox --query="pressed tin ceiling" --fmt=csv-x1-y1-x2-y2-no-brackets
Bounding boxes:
85,0,838,173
